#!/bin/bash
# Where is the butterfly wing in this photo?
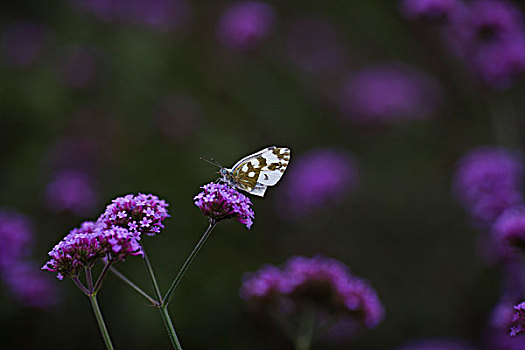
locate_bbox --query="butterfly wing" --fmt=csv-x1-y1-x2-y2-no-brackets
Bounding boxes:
230,146,290,197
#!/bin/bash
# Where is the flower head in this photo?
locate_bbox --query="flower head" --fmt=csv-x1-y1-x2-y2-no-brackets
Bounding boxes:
98,226,143,261
97,193,169,237
0,210,34,268
493,207,525,258
453,147,523,225
338,63,443,124
45,170,98,216
278,149,358,217
194,183,254,228
240,256,384,332
42,221,104,280
3,262,58,309
511,301,525,336
216,1,276,53
400,0,460,21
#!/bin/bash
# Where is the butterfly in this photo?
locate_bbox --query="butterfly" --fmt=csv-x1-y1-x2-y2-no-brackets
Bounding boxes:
201,146,291,197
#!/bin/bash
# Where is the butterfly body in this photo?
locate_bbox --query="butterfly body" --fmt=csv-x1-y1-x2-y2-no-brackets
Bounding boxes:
219,146,291,197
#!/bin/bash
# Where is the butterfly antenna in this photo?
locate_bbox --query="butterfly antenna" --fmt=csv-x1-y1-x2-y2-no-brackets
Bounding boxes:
199,157,222,168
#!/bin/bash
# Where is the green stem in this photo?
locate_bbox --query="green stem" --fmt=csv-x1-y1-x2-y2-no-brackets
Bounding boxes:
159,306,183,350
294,308,316,350
142,247,183,350
163,220,217,306
109,266,159,306
89,294,115,350
85,267,94,292
72,276,90,295
93,260,113,294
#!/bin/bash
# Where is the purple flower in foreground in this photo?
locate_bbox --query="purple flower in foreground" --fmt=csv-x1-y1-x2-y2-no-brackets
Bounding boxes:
3,263,58,309
278,149,358,217
98,226,143,261
2,21,46,67
493,207,525,257
216,1,276,52
45,170,98,216
453,147,523,225
511,302,525,336
194,183,254,228
42,222,104,280
241,256,384,332
400,0,460,21
97,193,169,237
0,210,34,267
339,63,443,124
396,338,476,350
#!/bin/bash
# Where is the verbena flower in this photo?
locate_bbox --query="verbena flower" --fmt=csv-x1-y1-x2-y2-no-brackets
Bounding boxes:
338,63,443,124
0,210,34,268
42,221,105,280
97,193,169,237
194,183,254,228
399,0,460,21
493,207,525,258
511,302,525,336
396,338,476,350
285,17,346,76
453,147,523,225
46,170,98,216
98,225,143,261
3,263,58,309
2,21,46,67
216,1,276,53
278,149,358,217
240,256,384,332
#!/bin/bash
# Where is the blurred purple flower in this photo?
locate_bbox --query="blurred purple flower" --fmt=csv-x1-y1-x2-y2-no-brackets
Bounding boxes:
493,207,525,258
399,0,460,21
241,256,384,331
396,338,476,350
155,93,202,142
97,193,169,237
511,302,525,336
42,221,104,280
3,263,58,309
338,63,443,124
2,21,46,67
278,149,358,217
453,147,523,225
60,45,98,89
471,35,525,90
484,326,525,349
75,0,193,32
194,183,254,228
216,1,276,53
45,170,98,216
0,210,34,268
285,17,346,76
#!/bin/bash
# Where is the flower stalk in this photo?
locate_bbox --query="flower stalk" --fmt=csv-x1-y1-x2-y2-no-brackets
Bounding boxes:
89,293,115,350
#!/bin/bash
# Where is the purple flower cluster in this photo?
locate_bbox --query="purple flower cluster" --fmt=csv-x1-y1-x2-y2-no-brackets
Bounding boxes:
400,0,460,21
194,183,255,228
43,193,168,280
453,147,523,225
493,207,525,258
240,256,384,331
97,193,169,237
45,170,98,216
396,338,476,350
74,0,193,33
338,63,443,125
216,1,276,53
278,149,358,217
446,0,525,89
511,302,525,336
0,210,58,309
